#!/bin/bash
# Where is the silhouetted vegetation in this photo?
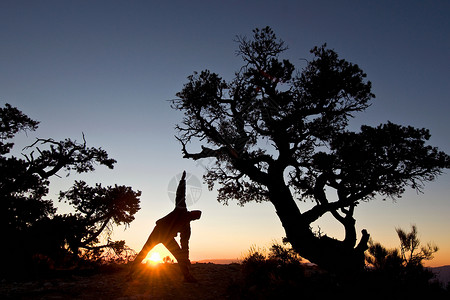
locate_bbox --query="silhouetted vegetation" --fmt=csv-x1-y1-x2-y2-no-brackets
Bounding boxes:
365,225,443,295
229,241,342,299
239,242,305,292
228,236,448,299
172,26,450,273
0,104,140,278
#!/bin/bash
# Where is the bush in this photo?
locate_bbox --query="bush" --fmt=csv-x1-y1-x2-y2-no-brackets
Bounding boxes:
364,226,447,297
229,236,450,299
233,242,312,299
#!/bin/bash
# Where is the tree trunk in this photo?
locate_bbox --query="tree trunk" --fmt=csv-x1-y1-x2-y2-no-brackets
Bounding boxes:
268,180,369,274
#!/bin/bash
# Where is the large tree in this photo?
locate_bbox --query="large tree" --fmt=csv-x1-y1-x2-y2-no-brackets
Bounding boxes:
172,27,450,273
0,103,140,274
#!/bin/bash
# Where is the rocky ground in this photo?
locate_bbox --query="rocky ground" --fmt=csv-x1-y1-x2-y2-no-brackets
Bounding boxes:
0,263,243,299
2,263,449,299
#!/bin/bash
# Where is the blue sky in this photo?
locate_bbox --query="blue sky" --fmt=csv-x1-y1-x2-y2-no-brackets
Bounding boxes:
1,0,449,266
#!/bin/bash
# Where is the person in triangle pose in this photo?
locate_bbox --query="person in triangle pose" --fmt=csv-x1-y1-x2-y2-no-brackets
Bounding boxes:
129,171,201,282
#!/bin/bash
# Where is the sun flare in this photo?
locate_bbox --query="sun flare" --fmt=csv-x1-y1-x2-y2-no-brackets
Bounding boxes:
149,252,162,263
143,251,163,266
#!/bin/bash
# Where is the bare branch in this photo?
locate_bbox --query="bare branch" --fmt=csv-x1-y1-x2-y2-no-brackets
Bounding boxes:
175,136,227,160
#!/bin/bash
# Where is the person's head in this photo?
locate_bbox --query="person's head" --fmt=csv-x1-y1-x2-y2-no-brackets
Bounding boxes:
189,210,202,221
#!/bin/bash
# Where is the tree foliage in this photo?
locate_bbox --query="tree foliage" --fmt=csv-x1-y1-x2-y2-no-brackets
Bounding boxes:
59,181,141,255
172,27,450,272
0,103,141,275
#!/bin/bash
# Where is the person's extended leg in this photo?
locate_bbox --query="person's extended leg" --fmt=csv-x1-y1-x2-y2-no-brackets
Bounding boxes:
127,231,159,279
164,238,196,282
134,233,159,265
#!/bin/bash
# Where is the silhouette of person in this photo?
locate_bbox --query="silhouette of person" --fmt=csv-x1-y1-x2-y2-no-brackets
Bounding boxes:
130,171,201,282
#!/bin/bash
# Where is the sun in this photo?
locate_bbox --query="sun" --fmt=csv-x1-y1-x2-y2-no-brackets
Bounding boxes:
149,252,162,263
141,244,174,267
143,251,164,266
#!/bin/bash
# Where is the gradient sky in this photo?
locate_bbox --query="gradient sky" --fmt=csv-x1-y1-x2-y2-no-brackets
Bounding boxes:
1,0,449,267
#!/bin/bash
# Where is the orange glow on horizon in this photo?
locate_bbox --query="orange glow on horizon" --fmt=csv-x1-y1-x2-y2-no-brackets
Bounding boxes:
141,244,176,266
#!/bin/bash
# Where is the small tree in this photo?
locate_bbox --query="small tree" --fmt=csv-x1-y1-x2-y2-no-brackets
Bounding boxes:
59,181,141,257
367,226,438,271
396,225,438,268
0,103,140,274
172,27,450,273
366,226,438,293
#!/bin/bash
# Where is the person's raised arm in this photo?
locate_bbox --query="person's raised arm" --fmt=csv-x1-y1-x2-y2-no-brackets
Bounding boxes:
175,171,187,209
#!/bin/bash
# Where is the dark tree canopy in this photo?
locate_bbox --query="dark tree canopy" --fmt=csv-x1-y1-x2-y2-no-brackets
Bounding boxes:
0,103,141,276
59,181,141,255
0,103,39,154
172,27,450,273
